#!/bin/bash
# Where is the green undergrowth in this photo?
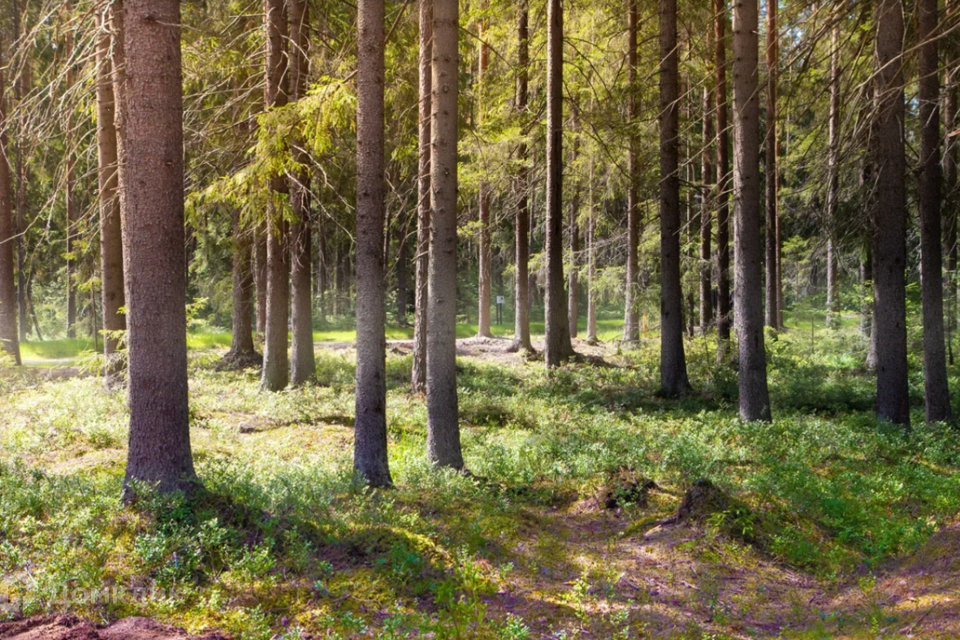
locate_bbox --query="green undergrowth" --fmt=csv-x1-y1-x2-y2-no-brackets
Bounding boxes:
1,320,959,638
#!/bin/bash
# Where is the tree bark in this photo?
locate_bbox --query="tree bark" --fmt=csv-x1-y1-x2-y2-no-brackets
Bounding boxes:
715,0,732,353
624,0,641,343
260,0,291,392
97,5,126,380
732,0,772,421
255,225,267,336
586,153,598,343
918,0,951,422
426,0,464,468
872,0,909,427
659,0,690,396
476,24,492,338
0,36,20,365
700,84,714,334
14,0,27,344
946,0,958,363
511,0,533,353
354,0,392,486
544,0,573,368
65,2,78,340
764,0,780,329
120,0,196,496
412,0,432,392
568,187,580,339
825,23,840,327
290,0,315,386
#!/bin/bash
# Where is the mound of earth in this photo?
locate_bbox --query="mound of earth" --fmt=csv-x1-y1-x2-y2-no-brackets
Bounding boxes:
675,478,730,523
600,470,658,510
0,616,226,640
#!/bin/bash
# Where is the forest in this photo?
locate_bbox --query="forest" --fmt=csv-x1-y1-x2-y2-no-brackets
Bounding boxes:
0,0,959,637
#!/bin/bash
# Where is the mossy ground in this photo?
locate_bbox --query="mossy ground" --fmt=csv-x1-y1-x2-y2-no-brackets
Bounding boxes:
2,314,959,639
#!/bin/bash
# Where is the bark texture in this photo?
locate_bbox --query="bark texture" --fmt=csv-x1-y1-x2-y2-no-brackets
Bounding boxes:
623,0,641,343
659,0,690,397
872,0,909,427
412,0,432,392
426,0,464,468
700,84,714,334
120,0,196,495
715,0,732,351
764,0,779,329
354,0,392,486
732,0,772,421
476,26,492,338
511,0,533,353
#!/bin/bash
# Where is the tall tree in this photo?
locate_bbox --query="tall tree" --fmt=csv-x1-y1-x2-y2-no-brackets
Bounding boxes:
586,153,598,343
732,0,772,421
917,0,951,422
354,0,392,486
290,0,316,386
872,0,909,427
511,0,534,353
426,0,464,468
946,0,958,362
0,33,20,366
715,0,732,355
260,0,291,391
476,21,492,338
412,0,432,392
14,0,27,344
544,0,573,368
96,5,126,380
120,0,196,495
623,0,641,343
64,1,78,339
700,84,714,334
568,185,580,339
825,23,840,327
764,0,780,329
659,0,690,396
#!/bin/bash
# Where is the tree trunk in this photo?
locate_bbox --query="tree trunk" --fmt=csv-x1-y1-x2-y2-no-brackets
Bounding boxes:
476,25,492,338
658,0,690,396
732,0,772,421
97,5,126,380
290,0,315,387
14,0,27,344
764,0,779,329
120,0,196,496
544,0,573,368
65,3,78,340
260,0,290,392
825,23,840,327
511,0,533,353
586,153,598,343
226,209,257,360
872,0,909,427
715,0,732,354
412,0,432,392
0,39,20,365
861,243,873,339
568,188,580,339
354,0,392,486
396,221,408,325
624,0,641,343
700,84,714,334
426,0,464,468
918,0,951,422
946,0,958,364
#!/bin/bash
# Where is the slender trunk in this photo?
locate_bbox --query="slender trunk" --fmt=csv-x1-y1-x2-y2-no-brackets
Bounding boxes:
290,0,315,386
0,40,20,365
354,0,392,486
945,0,958,363
255,225,267,335
918,0,951,422
14,1,26,343
412,0,432,391
733,0,772,421
65,3,78,339
476,24,492,338
872,0,909,427
700,84,714,334
659,0,690,396
512,0,533,353
396,222,408,325
227,209,257,358
120,0,196,496
586,154,598,343
825,23,840,327
861,243,873,338
764,0,779,329
426,0,464,468
97,6,126,379
544,0,573,368
260,0,290,391
715,0,732,353
624,0,641,342
568,188,580,339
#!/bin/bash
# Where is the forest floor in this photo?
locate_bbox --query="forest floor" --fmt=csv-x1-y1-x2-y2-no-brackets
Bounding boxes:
2,313,960,639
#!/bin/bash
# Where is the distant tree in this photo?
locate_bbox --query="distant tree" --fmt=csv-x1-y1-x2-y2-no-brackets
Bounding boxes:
544,0,574,368
825,24,840,328
64,0,78,340
260,0,291,392
0,34,20,366
715,0,732,356
476,21,492,339
120,0,196,495
96,5,126,381
764,0,780,329
732,0,772,421
872,0,909,427
510,0,533,354
354,0,392,486
426,0,464,468
623,0,640,343
412,0,432,393
917,0,951,422
659,0,690,396
700,83,714,335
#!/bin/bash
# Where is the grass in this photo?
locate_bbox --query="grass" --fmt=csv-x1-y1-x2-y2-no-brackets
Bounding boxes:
2,312,959,638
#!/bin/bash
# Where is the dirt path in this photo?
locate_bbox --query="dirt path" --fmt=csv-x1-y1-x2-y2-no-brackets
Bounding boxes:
0,616,225,640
